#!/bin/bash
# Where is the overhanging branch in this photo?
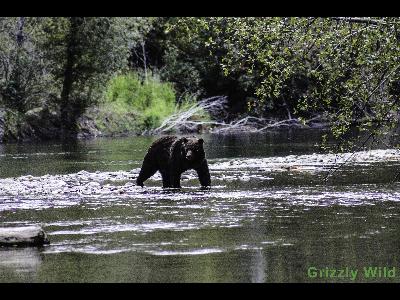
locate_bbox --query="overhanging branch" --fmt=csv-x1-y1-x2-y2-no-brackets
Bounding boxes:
330,17,388,26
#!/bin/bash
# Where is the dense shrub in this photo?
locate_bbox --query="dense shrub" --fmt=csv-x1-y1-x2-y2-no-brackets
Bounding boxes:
104,72,176,130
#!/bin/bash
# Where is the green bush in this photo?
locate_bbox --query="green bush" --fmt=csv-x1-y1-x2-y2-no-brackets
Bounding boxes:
105,72,176,130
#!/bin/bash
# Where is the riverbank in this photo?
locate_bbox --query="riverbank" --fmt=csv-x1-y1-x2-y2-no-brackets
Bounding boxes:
0,106,144,143
0,105,329,144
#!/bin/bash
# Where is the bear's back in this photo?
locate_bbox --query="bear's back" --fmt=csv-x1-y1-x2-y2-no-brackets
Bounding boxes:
145,136,178,163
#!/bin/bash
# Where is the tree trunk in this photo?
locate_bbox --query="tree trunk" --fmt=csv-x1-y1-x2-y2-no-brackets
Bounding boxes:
10,17,26,113
16,17,25,47
60,17,81,138
141,41,147,82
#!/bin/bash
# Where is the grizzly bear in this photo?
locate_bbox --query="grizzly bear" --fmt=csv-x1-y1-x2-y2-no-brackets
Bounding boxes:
136,136,211,188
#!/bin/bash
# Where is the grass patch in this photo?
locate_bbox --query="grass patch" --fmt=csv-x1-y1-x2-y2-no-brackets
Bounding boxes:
105,72,176,131
90,71,211,135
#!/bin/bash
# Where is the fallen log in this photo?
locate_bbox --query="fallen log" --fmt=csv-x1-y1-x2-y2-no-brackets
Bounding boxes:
0,226,50,247
151,96,228,134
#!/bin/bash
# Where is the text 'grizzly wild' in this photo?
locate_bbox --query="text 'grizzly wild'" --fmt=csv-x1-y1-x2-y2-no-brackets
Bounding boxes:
136,136,211,188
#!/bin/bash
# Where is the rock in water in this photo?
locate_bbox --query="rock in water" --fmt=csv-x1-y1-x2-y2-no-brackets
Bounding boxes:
0,226,50,247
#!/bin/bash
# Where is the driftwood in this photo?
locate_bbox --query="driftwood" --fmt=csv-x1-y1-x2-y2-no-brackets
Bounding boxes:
150,95,327,134
0,226,50,247
210,115,326,133
151,96,228,134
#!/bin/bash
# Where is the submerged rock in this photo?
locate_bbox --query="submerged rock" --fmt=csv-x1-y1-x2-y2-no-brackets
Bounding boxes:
0,226,50,247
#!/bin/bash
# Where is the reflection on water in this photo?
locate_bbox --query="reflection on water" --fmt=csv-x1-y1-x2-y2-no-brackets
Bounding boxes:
0,248,42,282
1,129,400,282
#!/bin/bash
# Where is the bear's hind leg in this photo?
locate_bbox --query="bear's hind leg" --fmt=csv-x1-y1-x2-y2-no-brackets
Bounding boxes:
171,173,182,188
160,170,173,188
136,160,158,187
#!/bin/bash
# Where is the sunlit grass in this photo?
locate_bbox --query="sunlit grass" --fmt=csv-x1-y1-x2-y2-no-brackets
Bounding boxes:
91,71,211,135
104,71,176,130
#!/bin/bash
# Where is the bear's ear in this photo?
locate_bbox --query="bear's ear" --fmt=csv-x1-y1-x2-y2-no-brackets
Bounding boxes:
198,138,204,145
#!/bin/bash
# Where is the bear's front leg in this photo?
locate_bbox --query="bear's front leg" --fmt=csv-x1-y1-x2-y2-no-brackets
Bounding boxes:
195,159,211,187
167,157,182,188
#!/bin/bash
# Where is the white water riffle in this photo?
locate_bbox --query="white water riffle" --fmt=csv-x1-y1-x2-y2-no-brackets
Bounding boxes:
211,148,400,170
0,148,400,199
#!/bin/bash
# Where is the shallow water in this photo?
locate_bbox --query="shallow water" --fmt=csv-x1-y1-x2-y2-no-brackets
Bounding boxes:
1,130,400,282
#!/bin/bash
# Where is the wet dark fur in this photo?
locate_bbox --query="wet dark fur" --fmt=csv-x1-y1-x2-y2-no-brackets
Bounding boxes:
136,136,211,188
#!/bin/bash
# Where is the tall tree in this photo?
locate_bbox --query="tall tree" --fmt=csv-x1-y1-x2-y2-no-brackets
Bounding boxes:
39,17,139,137
0,17,49,113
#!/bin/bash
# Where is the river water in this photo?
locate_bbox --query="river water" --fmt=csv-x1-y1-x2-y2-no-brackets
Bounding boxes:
1,129,400,282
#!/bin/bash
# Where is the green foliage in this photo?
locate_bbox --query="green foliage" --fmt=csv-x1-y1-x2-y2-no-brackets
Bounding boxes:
0,17,159,139
2,109,25,139
38,17,141,109
105,72,176,130
0,17,53,113
160,43,204,98
86,102,140,136
101,72,211,134
141,17,243,106
188,17,400,149
2,17,400,147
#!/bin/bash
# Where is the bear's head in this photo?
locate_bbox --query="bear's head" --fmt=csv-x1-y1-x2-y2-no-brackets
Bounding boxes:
181,137,205,162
